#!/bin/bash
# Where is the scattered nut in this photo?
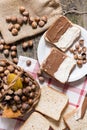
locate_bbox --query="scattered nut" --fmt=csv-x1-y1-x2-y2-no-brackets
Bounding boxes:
29,16,34,24
12,105,17,112
11,16,17,23
31,21,37,29
38,20,45,27
11,51,17,58
7,65,14,72
4,69,10,75
79,39,84,46
75,44,79,50
34,16,40,23
23,16,28,23
22,42,29,50
28,40,33,47
3,49,9,57
19,6,25,13
0,61,6,67
11,45,17,51
28,99,33,105
77,60,83,67
8,23,14,31
41,16,47,23
0,39,5,44
5,95,12,100
26,60,31,66
6,16,11,23
22,103,30,110
38,76,45,83
12,58,18,64
14,23,20,30
0,44,4,51
17,17,23,26
23,11,29,17
11,28,18,36
0,66,4,73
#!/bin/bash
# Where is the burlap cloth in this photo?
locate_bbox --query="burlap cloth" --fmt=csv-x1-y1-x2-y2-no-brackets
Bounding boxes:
0,0,62,44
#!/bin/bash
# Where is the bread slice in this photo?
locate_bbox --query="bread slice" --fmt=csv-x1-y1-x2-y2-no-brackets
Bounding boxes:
35,86,68,121
41,47,76,83
46,105,74,130
64,109,87,130
19,112,53,130
45,16,81,52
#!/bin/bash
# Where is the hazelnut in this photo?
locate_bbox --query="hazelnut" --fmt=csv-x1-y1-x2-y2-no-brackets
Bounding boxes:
82,47,87,52
78,55,83,60
3,49,9,57
11,16,17,23
23,16,28,23
17,17,23,26
22,103,30,110
69,48,74,53
37,69,42,76
21,95,27,102
17,104,22,109
11,45,17,51
3,84,8,90
12,58,18,64
73,49,77,54
24,77,30,83
0,39,5,44
78,47,82,54
7,65,14,72
26,60,31,66
4,69,10,75
11,28,18,36
38,20,45,27
28,99,33,105
29,16,34,24
14,24,20,30
29,92,34,98
41,16,47,23
77,60,83,67
14,95,20,102
35,16,40,23
75,44,79,50
31,21,37,29
31,84,36,91
0,61,6,67
0,44,4,51
15,89,22,96
0,66,4,73
6,16,11,23
19,6,25,13
22,42,29,50
38,76,45,83
0,73,4,78
28,40,33,47
79,39,84,46
12,105,17,112
26,86,32,92
23,11,29,17
11,51,17,58
8,23,14,31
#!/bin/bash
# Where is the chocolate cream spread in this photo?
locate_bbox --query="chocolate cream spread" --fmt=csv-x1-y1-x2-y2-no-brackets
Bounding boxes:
42,48,66,75
46,16,72,43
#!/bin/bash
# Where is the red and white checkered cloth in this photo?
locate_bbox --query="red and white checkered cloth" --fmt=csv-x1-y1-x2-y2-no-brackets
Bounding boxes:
0,56,87,130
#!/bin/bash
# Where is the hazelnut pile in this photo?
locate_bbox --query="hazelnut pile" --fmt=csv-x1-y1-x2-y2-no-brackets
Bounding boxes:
6,6,47,36
0,60,40,115
0,38,18,64
0,38,33,64
69,39,87,67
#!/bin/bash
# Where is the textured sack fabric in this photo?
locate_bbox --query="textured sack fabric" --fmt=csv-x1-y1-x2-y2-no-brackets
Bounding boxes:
0,0,62,44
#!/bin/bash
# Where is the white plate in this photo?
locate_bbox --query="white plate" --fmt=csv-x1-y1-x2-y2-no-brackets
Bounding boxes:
37,25,87,82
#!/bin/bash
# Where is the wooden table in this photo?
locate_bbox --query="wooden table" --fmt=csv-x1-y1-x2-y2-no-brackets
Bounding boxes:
0,0,87,61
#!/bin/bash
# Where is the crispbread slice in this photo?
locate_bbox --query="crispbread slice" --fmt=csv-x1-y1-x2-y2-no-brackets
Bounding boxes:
64,109,87,130
36,86,68,121
19,112,53,130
